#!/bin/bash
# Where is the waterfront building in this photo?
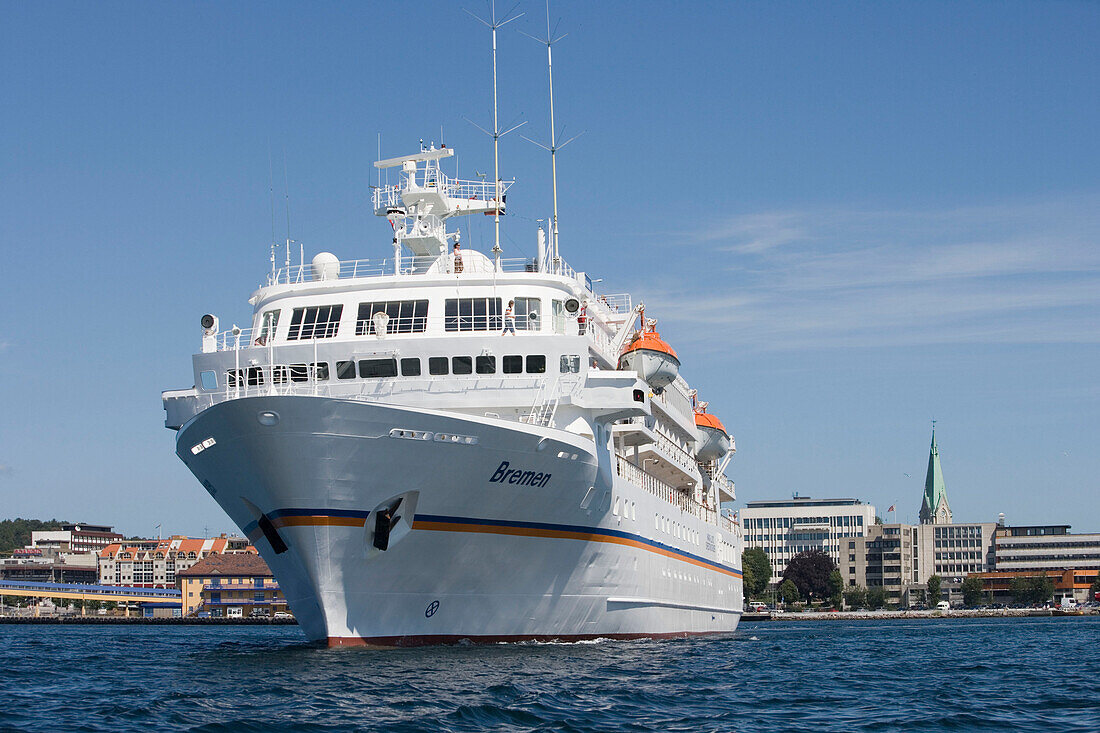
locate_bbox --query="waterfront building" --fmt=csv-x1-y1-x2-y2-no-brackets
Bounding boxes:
30,523,122,554
742,497,877,578
177,553,287,618
970,524,1100,603
840,521,997,605
0,522,117,584
98,535,255,588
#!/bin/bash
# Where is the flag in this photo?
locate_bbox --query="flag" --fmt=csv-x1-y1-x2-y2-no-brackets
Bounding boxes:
888,505,895,512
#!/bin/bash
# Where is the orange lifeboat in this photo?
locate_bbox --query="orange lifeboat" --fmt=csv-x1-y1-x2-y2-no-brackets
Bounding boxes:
618,322,680,391
694,406,730,462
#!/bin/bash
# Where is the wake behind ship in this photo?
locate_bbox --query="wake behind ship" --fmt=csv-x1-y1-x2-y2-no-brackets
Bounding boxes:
162,31,743,646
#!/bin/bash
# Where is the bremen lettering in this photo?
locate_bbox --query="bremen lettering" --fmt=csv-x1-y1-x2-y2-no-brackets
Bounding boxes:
489,461,551,488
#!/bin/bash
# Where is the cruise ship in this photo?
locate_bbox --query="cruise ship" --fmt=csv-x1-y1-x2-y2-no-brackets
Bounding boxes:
162,30,742,646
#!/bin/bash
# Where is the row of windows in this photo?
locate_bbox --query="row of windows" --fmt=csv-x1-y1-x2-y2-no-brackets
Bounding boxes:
745,515,865,529
935,526,984,538
277,296,550,342
221,353,581,388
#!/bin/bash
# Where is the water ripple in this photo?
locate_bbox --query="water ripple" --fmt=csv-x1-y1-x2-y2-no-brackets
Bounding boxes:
1,618,1099,731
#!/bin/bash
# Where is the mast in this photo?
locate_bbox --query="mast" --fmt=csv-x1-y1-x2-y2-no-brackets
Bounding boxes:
522,1,580,273
467,2,525,262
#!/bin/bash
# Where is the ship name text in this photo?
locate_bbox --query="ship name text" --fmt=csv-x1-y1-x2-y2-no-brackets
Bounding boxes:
489,461,552,488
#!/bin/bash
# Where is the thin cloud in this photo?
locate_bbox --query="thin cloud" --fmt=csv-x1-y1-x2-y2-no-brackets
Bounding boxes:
651,195,1100,351
0,464,12,477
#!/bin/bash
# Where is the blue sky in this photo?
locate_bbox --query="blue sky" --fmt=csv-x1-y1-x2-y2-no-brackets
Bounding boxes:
1,1,1097,537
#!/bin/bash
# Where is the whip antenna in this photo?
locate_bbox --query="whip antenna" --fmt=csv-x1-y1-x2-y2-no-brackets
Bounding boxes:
520,0,583,272
465,1,526,260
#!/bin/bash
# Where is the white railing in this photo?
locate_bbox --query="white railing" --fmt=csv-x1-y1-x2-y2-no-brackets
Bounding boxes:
211,312,555,353
594,293,632,315
615,454,720,526
371,176,514,212
267,253,579,287
618,417,699,475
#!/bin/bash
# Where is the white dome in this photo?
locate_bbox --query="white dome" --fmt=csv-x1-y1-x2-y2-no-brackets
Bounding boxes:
311,252,340,281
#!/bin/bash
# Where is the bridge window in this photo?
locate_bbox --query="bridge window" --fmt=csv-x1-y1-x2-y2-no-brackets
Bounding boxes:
445,298,502,332
429,357,448,375
311,362,329,381
336,360,356,380
356,300,428,335
560,355,581,373
287,304,343,340
254,309,280,345
400,358,421,376
513,297,541,331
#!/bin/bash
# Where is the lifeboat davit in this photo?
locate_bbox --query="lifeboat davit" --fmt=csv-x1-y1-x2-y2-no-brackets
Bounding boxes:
694,408,731,462
618,326,680,390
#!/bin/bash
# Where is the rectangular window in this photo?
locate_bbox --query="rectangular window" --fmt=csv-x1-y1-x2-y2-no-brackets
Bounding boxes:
429,357,449,375
272,365,288,384
502,355,523,374
355,300,428,335
526,355,546,374
200,370,218,390
400,358,421,376
311,362,329,380
358,358,398,378
289,364,309,383
336,360,356,380
287,304,343,340
452,356,473,375
513,297,541,331
552,300,566,334
247,366,265,386
227,369,243,388
476,355,496,374
254,309,280,345
445,298,502,332
560,354,581,373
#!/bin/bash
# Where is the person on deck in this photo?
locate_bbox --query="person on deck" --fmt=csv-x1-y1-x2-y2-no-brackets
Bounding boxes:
453,242,463,273
503,300,516,335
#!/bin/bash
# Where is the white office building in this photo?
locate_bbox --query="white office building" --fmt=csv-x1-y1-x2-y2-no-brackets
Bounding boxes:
742,497,878,578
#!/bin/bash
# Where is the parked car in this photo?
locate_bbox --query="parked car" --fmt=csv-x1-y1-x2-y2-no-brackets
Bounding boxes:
273,611,294,620
249,608,270,618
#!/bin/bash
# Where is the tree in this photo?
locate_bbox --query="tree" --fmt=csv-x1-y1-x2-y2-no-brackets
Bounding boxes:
782,550,835,602
866,586,886,610
741,548,771,598
927,575,942,603
844,585,867,609
777,578,799,607
827,569,844,609
1028,573,1054,604
961,577,985,607
1009,576,1029,603
0,518,67,554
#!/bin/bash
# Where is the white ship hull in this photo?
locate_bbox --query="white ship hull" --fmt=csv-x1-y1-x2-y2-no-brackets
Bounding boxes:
176,395,743,646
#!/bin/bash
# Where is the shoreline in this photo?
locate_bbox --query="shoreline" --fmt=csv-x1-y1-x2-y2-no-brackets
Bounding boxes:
749,608,1097,621
0,616,298,626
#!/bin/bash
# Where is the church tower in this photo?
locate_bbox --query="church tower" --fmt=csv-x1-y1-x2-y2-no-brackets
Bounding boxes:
919,425,952,525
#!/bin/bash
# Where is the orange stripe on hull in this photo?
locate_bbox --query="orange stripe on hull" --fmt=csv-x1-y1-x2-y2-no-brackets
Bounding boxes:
411,520,741,579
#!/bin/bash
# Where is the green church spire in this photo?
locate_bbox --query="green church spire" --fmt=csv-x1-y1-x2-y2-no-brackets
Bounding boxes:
919,423,952,525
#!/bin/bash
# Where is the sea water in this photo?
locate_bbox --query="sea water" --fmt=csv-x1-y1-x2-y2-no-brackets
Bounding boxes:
1,617,1097,731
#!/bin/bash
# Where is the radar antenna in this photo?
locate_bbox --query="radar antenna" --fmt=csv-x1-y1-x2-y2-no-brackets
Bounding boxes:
520,0,583,273
465,1,526,261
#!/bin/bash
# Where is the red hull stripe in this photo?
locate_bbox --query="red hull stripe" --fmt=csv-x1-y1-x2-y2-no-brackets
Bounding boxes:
327,629,737,648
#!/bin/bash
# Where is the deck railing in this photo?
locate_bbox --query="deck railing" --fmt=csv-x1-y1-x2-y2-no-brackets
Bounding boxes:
615,454,721,527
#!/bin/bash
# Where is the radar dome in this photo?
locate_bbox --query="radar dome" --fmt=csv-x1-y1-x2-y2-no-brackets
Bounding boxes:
311,252,340,281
